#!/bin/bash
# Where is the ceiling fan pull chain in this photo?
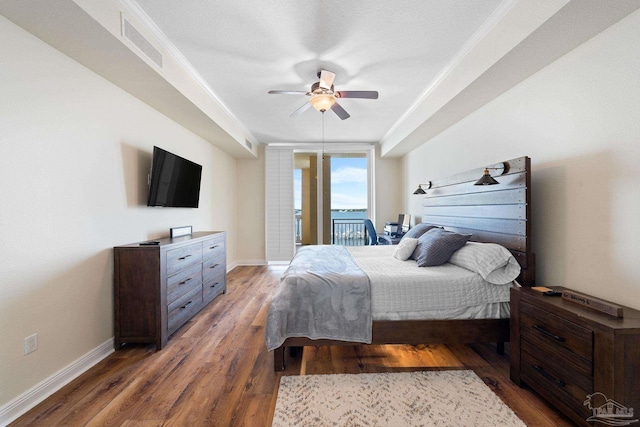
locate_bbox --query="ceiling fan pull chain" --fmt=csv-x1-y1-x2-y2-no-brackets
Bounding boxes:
321,112,325,160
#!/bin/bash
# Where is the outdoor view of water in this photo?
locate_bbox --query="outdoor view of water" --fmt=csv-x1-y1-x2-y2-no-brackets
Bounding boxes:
330,210,367,220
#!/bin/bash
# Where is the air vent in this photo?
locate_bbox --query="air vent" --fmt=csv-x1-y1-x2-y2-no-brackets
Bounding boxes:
245,140,253,150
122,16,163,69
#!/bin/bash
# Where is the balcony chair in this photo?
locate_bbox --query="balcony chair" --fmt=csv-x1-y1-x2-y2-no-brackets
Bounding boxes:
364,219,389,245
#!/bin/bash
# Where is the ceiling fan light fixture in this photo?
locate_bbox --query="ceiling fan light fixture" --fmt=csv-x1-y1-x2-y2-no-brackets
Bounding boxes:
268,70,377,120
309,93,336,112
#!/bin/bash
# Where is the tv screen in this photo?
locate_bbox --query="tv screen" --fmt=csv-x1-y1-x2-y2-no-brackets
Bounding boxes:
147,146,202,208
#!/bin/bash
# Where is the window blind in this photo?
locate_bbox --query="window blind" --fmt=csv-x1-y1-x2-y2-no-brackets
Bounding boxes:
265,147,295,262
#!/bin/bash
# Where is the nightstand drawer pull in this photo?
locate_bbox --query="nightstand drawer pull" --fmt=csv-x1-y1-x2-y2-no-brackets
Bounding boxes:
533,325,565,342
181,301,193,309
533,365,566,387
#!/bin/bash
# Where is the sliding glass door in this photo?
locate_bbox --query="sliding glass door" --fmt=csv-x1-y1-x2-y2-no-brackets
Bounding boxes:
294,149,371,246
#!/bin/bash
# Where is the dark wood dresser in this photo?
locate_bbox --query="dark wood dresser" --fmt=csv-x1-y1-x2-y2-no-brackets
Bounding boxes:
510,287,640,426
114,231,226,350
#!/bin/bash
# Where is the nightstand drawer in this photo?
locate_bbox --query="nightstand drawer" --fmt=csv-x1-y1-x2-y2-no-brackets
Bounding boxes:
521,349,592,420
167,243,202,276
521,301,593,361
521,337,592,392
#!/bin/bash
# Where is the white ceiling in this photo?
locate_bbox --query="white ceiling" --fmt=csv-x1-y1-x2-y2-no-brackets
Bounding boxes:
133,0,506,146
2,0,639,157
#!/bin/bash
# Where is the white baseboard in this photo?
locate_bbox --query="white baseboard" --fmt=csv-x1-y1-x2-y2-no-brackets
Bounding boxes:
233,260,268,267
0,338,114,426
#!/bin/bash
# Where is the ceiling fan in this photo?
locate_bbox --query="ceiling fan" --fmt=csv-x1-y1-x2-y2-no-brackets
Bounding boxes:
268,70,378,120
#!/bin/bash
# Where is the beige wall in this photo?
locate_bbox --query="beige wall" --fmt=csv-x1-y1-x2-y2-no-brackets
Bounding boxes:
0,16,238,408
404,10,640,309
235,146,266,263
374,146,402,231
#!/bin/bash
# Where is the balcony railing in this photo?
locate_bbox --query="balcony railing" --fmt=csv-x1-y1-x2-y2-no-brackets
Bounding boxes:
294,214,367,246
332,218,366,246
295,214,302,243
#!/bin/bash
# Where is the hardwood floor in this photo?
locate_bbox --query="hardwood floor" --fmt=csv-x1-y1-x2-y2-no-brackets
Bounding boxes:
12,266,575,426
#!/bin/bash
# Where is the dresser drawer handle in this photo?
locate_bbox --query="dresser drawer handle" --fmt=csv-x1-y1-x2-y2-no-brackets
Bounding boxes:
178,254,193,260
209,245,219,250
533,325,565,342
532,365,566,387
209,264,219,269
210,282,219,288
181,301,193,309
179,278,193,285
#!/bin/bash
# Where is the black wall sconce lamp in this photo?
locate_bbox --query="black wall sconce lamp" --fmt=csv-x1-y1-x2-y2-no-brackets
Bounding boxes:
474,162,509,186
413,181,432,195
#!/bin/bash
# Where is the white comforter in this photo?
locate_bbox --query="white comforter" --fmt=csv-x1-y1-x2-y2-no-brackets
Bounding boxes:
347,245,514,321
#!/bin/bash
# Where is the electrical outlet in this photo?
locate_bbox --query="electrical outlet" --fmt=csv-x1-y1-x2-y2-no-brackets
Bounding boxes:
24,333,38,355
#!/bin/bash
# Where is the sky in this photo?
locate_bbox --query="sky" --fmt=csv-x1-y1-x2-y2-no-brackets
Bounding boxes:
294,157,367,210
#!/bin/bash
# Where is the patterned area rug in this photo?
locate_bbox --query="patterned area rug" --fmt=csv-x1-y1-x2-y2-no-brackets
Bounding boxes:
272,370,525,426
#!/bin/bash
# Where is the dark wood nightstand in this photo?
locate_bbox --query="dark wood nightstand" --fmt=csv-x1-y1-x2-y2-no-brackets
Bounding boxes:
510,287,640,427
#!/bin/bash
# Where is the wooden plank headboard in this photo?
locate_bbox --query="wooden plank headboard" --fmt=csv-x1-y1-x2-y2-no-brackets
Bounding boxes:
420,156,535,286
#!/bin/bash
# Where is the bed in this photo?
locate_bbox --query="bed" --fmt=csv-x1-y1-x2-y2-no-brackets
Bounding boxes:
267,156,534,371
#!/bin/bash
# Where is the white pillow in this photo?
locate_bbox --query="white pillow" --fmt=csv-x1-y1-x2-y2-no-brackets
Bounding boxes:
393,237,419,261
448,242,521,284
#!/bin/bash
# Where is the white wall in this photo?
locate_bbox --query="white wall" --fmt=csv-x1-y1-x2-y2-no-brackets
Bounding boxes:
404,10,640,309
0,16,238,409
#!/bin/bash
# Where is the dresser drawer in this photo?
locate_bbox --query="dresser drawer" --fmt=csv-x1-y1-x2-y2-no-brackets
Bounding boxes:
167,287,202,334
166,243,202,276
521,349,593,420
203,254,225,283
202,236,225,260
167,263,202,305
203,274,226,303
521,302,593,361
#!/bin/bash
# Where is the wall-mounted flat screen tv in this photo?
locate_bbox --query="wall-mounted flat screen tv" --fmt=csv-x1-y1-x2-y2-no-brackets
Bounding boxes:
147,146,202,208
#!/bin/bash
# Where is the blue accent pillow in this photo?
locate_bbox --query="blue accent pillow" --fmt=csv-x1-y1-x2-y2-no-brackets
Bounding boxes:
413,228,472,267
402,223,439,240
400,223,442,259
402,224,442,260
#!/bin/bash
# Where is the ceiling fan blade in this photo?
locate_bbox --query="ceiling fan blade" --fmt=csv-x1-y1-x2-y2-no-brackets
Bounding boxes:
335,90,378,99
290,102,312,118
268,90,308,95
319,70,336,90
331,102,350,120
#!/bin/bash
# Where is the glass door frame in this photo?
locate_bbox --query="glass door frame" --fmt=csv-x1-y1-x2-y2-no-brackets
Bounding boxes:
279,143,375,245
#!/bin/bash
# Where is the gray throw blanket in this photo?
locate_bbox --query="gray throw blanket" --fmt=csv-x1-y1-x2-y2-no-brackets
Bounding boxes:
265,245,372,351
